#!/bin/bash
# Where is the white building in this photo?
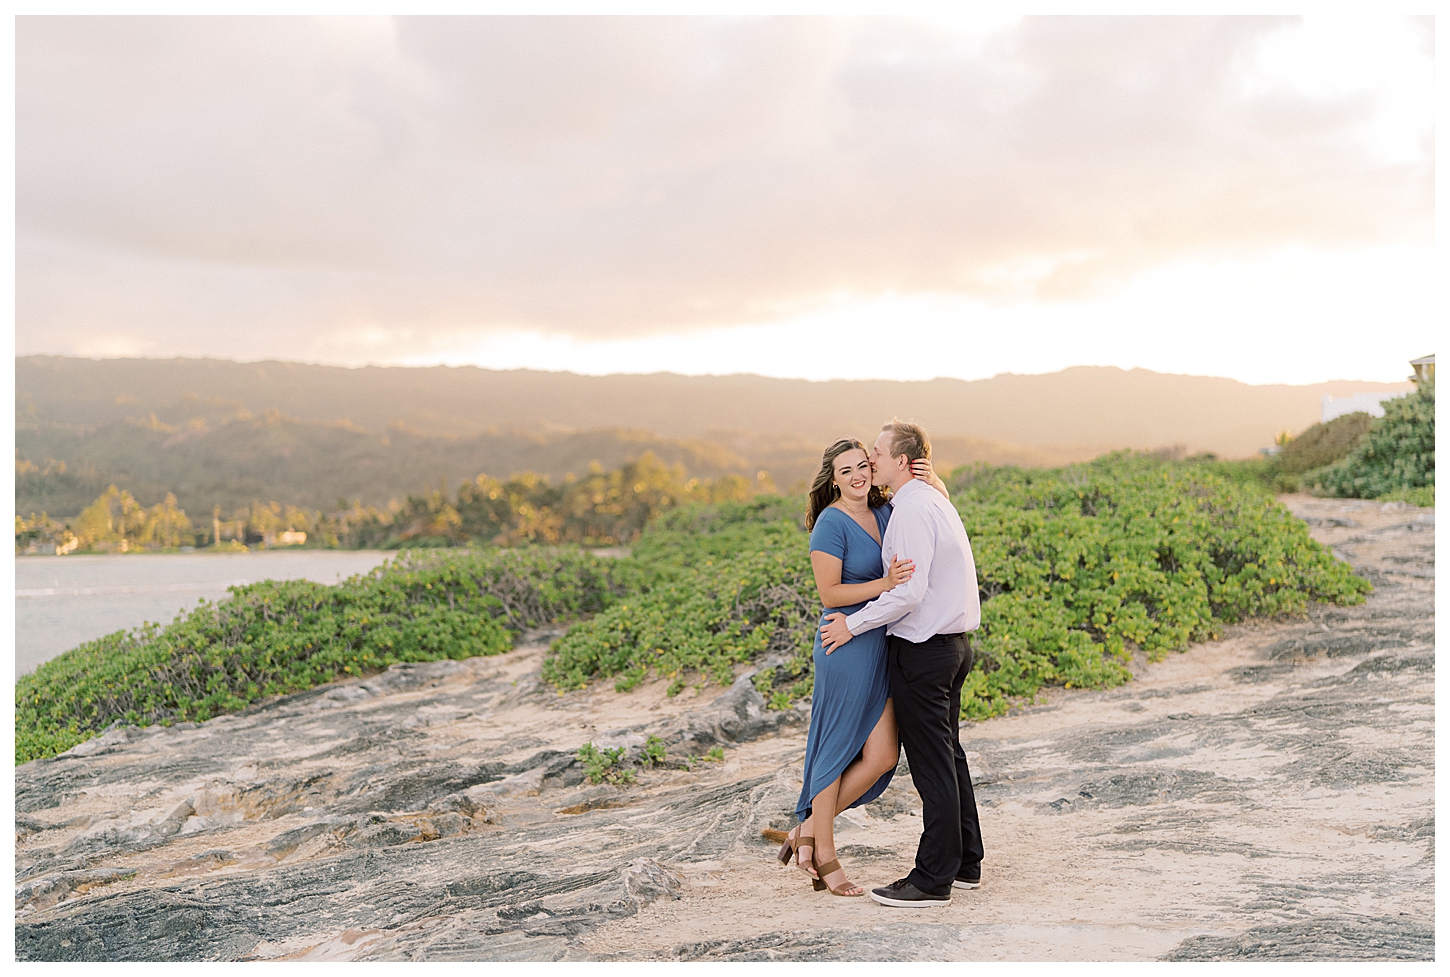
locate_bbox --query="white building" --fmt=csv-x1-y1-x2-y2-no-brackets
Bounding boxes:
1321,391,1406,424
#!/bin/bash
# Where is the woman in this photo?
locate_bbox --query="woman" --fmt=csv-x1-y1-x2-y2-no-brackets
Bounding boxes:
777,438,948,896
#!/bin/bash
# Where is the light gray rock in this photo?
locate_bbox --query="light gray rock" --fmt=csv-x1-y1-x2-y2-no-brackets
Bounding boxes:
665,671,804,749
265,821,334,856
65,800,195,859
620,858,683,909
360,659,472,696
423,812,470,837
1301,516,1360,528
16,866,137,912
593,730,647,757
426,792,485,818
16,815,45,842
60,727,137,758
345,819,423,849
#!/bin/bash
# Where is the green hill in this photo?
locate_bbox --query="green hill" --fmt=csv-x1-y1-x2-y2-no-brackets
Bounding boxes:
16,355,1413,517
19,355,1410,452
17,411,756,518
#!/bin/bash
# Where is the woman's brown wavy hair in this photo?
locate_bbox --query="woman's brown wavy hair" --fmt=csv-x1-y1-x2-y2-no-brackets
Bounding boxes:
805,438,889,530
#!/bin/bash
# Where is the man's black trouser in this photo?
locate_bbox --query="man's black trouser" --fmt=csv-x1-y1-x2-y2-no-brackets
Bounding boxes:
887,631,984,896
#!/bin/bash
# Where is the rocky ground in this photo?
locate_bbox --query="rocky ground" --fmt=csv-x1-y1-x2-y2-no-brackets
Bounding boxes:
14,495,1434,961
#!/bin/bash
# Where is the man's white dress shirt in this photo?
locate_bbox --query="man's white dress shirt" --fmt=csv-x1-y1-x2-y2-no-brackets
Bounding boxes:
843,478,981,642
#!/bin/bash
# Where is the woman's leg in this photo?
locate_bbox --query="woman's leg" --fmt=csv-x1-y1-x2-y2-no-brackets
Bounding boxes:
832,699,899,813
789,816,814,873
794,701,898,878
809,776,864,896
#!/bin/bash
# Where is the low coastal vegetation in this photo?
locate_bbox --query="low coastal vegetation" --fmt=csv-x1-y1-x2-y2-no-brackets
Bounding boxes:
1202,380,1435,506
1275,413,1379,480
15,548,620,763
544,496,820,700
574,737,723,784
941,456,1371,715
1308,380,1435,506
548,454,1372,720
13,451,1392,764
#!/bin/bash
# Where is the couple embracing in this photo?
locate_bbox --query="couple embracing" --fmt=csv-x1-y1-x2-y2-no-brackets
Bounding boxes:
777,419,984,908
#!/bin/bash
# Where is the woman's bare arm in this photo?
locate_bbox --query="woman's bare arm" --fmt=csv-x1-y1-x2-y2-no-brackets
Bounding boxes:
911,458,950,499
810,551,914,609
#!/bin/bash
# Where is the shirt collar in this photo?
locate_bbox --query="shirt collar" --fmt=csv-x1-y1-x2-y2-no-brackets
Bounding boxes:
891,478,926,502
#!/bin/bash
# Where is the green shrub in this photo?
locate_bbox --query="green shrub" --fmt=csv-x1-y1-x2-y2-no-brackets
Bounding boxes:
577,743,636,784
642,734,667,767
544,453,1370,721
1277,412,1375,474
1310,382,1435,500
1271,471,1303,493
948,454,1369,718
21,456,1376,764
17,547,620,763
575,734,712,783
543,498,817,696
1378,486,1435,508
1179,454,1278,493
1183,412,1376,495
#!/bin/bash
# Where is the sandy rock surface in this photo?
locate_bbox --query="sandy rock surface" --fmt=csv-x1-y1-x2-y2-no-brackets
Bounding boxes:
14,495,1434,961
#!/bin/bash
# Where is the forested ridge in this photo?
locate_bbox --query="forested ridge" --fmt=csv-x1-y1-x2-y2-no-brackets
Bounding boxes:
18,354,1411,520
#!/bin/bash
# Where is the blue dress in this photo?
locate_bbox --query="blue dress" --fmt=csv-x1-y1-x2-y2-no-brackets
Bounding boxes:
796,502,896,821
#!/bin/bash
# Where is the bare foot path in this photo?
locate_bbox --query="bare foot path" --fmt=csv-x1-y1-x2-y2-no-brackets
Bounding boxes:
15,495,1433,961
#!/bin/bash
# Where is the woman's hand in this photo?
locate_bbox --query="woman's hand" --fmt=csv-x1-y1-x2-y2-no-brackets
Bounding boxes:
884,554,915,589
910,458,950,499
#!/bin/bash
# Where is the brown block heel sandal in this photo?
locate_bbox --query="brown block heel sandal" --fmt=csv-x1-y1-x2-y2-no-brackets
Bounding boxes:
777,833,815,868
811,852,864,897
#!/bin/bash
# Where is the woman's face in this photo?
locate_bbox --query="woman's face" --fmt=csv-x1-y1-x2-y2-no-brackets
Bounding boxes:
832,448,872,501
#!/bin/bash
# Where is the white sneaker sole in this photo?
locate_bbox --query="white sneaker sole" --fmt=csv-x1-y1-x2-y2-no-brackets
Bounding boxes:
869,891,951,908
953,879,981,889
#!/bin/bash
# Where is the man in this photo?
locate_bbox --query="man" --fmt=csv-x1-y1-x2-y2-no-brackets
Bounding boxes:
819,419,984,908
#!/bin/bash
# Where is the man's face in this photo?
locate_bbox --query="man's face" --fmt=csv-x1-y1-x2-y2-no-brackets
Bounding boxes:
870,431,903,487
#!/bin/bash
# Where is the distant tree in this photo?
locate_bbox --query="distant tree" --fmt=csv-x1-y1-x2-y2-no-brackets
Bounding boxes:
456,475,519,544
14,511,76,553
73,488,117,548
47,455,776,553
73,485,143,550
388,489,465,547
139,493,192,549
703,473,754,504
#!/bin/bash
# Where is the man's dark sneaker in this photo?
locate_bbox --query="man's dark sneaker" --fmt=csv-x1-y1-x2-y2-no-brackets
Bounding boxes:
954,867,982,889
869,878,951,908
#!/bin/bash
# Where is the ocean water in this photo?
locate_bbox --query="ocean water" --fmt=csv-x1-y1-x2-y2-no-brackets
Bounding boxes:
14,551,395,677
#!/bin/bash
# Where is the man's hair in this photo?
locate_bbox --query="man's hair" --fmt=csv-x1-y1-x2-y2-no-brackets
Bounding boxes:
882,418,931,463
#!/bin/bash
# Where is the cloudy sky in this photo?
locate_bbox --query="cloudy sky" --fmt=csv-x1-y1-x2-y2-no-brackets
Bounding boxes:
15,15,1436,384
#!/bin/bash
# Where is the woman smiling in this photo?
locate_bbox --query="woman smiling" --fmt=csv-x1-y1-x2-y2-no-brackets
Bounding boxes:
775,437,946,896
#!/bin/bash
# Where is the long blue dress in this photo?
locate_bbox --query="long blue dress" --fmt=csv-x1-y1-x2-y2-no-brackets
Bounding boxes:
796,502,896,821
